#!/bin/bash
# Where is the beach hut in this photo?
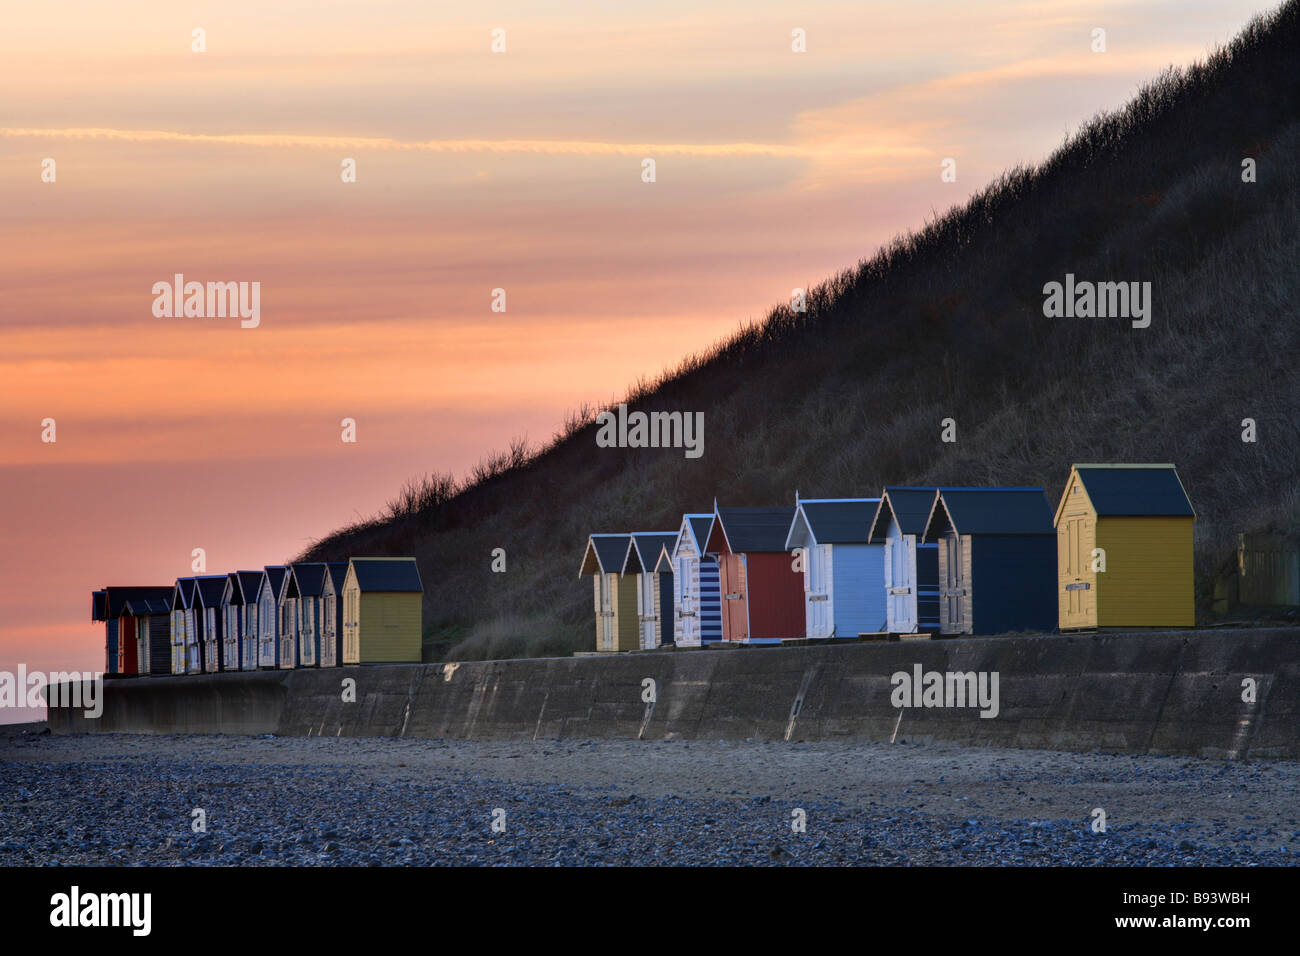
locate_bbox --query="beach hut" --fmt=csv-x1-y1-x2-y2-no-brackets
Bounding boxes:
169,578,197,674
319,561,349,667
706,504,806,643
257,566,287,669
671,513,722,647
621,532,678,649
867,487,942,635
193,575,228,673
341,557,424,663
922,488,1057,635
1054,463,1196,629
579,534,638,652
785,496,885,639
289,563,328,668
125,597,172,676
221,573,242,671
224,571,263,671
275,567,300,669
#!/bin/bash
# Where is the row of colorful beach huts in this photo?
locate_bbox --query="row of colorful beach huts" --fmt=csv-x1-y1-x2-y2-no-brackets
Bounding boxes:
93,557,424,676
581,464,1198,650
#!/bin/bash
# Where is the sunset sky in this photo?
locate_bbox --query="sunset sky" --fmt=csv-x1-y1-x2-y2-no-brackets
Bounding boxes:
0,0,1272,715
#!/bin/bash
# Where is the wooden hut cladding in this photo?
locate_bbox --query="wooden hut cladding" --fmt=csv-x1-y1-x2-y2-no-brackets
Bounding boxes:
672,513,722,647
622,532,679,649
193,576,228,673
257,566,287,669
289,563,328,668
706,504,806,643
319,561,349,667
867,487,941,634
785,497,885,639
579,534,639,652
166,578,198,674
341,558,424,664
125,597,172,676
1054,464,1196,629
922,488,1058,636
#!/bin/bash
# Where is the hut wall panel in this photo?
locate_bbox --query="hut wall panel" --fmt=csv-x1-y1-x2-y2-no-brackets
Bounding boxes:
357,593,422,662
657,571,674,646
148,616,171,676
698,556,722,642
1095,517,1195,627
105,619,119,675
833,543,886,637
970,535,1057,634
916,541,940,631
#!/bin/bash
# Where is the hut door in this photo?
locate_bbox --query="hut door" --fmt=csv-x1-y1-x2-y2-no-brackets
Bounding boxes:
940,533,969,634
678,556,697,646
720,553,747,642
806,545,831,638
887,526,916,633
1059,514,1096,628
598,573,616,651
638,574,657,649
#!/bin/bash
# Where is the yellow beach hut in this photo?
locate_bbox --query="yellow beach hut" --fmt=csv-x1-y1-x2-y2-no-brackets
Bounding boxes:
341,557,424,663
1054,463,1196,629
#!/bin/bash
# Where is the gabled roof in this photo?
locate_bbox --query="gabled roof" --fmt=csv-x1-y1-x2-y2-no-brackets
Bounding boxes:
260,566,288,601
324,561,349,592
868,487,940,541
124,596,171,616
708,505,797,554
290,562,329,598
785,498,878,549
172,577,197,610
193,575,228,608
622,532,679,574
923,488,1054,541
227,570,263,605
348,557,423,592
98,586,173,619
672,513,713,559
579,534,631,576
92,590,107,622
1058,463,1196,523
653,542,676,574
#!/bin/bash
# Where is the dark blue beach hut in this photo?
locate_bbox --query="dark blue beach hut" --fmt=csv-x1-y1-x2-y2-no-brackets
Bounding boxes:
921,487,1057,635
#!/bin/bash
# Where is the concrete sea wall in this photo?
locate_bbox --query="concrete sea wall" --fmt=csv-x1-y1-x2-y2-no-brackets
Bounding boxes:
47,628,1300,759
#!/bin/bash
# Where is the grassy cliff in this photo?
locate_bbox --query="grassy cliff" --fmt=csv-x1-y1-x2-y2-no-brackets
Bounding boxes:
301,2,1300,660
